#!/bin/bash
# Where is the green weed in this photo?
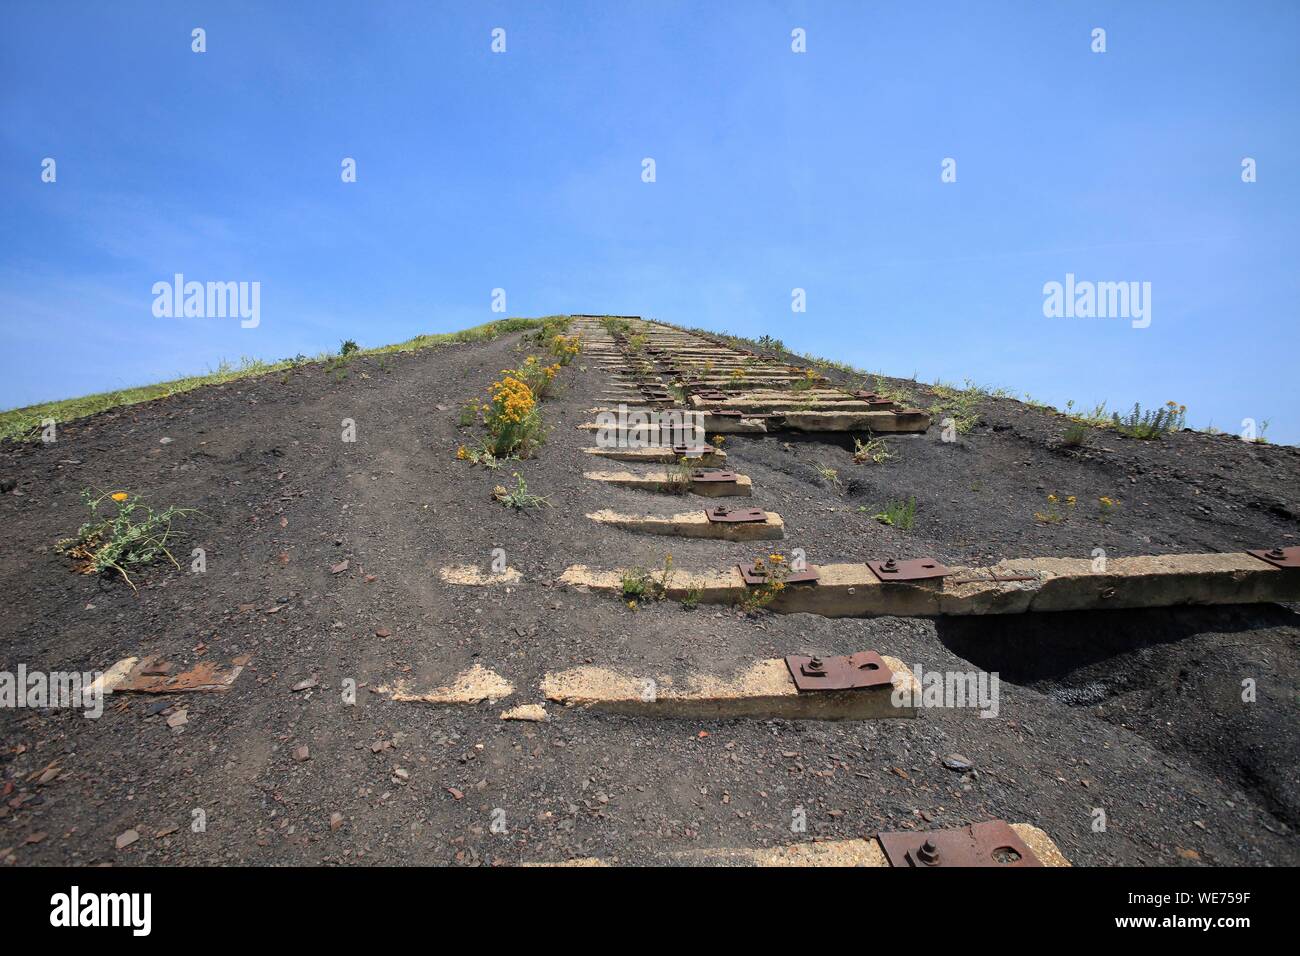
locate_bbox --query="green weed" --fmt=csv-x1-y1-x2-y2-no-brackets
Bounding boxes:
872,497,917,530
56,490,195,590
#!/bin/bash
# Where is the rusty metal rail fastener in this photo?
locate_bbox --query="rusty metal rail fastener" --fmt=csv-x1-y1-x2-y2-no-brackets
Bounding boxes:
785,651,894,692
877,820,1043,868
737,561,819,586
866,558,951,583
672,443,715,458
1247,546,1300,569
704,506,766,524
690,469,739,483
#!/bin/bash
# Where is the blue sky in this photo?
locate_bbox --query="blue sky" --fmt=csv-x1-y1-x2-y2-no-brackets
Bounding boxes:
2,1,1297,442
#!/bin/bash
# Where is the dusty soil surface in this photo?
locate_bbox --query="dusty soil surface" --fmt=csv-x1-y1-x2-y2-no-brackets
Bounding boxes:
1,325,1297,866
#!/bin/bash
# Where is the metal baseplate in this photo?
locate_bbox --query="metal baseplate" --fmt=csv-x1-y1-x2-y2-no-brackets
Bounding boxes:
704,506,767,524
785,651,894,692
867,557,951,583
690,469,740,483
737,560,819,586
877,820,1043,868
1247,546,1300,569
672,443,715,458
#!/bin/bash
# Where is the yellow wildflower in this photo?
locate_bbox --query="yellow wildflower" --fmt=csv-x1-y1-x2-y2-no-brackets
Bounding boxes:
110,492,129,502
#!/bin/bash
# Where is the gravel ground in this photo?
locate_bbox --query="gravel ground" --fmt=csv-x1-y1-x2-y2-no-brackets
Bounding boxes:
1,325,1296,866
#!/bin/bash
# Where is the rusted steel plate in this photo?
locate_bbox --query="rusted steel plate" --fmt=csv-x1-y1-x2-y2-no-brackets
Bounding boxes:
867,558,951,583
116,655,250,694
690,469,739,483
785,651,894,692
738,561,819,586
1247,546,1300,569
672,443,715,458
705,506,766,524
878,820,1043,868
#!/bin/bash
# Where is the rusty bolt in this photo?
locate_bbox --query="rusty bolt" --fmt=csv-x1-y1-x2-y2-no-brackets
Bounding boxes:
917,839,941,865
881,559,899,573
1267,548,1286,559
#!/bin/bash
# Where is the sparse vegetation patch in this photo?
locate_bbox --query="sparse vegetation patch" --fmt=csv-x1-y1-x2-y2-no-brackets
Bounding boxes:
56,490,195,589
1111,401,1187,439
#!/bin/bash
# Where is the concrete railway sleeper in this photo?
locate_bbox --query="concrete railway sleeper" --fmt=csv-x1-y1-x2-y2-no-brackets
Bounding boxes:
559,550,1300,617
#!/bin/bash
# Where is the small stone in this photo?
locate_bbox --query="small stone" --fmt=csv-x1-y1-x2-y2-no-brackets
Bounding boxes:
166,710,188,729
115,829,139,849
293,745,311,763
941,754,973,772
330,812,344,832
500,704,547,722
